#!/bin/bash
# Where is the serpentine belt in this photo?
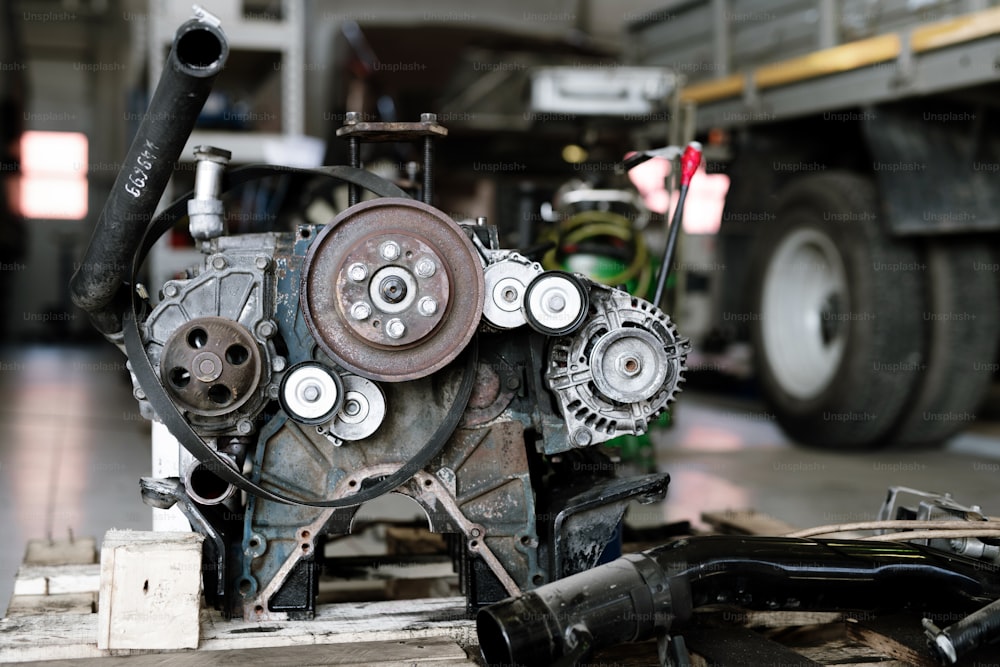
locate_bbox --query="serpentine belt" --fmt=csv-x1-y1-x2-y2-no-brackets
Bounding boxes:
122,164,477,507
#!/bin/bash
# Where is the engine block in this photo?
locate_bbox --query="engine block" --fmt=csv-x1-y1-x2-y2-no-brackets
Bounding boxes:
70,11,689,621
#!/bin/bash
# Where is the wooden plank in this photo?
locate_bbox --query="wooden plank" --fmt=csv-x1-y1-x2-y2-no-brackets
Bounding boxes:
13,565,101,596
4,636,474,666
700,509,797,536
0,597,475,663
5,593,95,618
96,531,204,651
846,616,938,667
24,538,97,566
684,625,824,666
697,609,844,629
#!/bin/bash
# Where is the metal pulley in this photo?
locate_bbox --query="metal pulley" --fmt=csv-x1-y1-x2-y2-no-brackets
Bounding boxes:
522,271,589,336
280,363,344,425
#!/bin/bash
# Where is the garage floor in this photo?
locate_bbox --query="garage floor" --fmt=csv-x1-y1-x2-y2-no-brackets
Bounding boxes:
2,343,999,617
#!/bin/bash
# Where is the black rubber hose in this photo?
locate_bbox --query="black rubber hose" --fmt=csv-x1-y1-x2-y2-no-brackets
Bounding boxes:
477,535,1000,667
69,17,228,336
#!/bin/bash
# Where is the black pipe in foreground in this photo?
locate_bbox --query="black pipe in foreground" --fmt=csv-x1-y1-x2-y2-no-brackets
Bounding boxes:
69,16,228,336
477,535,1000,667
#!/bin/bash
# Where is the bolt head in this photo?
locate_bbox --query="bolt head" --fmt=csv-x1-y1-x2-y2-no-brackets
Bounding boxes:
236,419,253,435
302,384,321,402
163,283,179,298
272,357,287,372
351,302,372,321
572,428,592,447
547,294,567,312
415,257,437,277
255,256,271,270
344,111,359,125
211,255,227,270
420,112,437,123
257,321,276,338
348,263,368,282
344,399,361,416
418,296,439,316
385,318,406,339
379,241,401,261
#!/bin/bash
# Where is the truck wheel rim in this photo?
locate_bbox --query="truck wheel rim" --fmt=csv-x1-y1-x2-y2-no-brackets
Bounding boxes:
761,227,848,401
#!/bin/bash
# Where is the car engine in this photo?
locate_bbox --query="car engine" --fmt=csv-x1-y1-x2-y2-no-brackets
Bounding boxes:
69,12,688,620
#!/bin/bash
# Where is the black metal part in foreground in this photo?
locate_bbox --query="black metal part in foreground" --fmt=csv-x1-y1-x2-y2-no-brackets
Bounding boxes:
477,535,1000,667
140,476,227,599
924,596,1000,664
69,16,228,336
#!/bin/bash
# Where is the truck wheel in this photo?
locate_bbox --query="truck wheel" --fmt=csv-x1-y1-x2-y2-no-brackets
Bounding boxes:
749,172,925,449
886,241,999,447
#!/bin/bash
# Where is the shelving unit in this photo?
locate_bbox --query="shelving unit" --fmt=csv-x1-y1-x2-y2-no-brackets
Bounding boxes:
145,0,308,290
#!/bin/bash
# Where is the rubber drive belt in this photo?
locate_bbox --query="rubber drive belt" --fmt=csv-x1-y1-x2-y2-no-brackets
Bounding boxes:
122,164,477,507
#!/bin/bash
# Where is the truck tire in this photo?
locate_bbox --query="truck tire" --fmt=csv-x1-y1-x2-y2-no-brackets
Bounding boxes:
749,172,926,449
886,241,999,447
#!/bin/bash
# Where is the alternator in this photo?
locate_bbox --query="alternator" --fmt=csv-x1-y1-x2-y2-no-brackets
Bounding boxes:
547,285,688,448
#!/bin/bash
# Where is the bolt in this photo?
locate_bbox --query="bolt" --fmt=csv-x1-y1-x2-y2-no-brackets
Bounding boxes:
199,359,216,375
379,275,408,304
163,283,179,298
302,384,321,402
267,385,280,400
547,294,566,312
351,302,372,321
379,240,401,261
211,255,227,270
476,216,487,226
133,387,146,400
505,376,521,390
418,296,438,316
272,357,287,372
236,419,253,435
348,263,368,282
572,428,592,447
471,527,482,538
344,399,361,416
344,111,360,125
256,321,276,338
254,256,271,270
502,287,518,303
385,318,406,339
415,257,437,278
420,112,437,123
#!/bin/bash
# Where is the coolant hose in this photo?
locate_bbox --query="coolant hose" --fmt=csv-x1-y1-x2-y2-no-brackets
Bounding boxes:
70,16,228,336
477,535,1000,666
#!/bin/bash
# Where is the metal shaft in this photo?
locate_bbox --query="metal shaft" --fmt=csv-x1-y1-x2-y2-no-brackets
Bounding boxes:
478,535,1000,667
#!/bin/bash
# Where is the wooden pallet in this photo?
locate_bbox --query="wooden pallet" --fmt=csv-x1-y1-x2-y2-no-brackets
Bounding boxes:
1,534,477,665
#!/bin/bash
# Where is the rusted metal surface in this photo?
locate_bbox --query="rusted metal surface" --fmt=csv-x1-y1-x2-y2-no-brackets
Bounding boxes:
335,120,448,141
301,198,484,382
160,316,262,416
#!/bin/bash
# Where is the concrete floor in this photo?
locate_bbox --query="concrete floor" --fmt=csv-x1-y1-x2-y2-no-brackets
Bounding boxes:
2,343,1000,617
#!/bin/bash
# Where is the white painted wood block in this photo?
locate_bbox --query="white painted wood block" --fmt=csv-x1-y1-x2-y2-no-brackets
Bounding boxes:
151,421,190,532
96,530,204,650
